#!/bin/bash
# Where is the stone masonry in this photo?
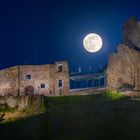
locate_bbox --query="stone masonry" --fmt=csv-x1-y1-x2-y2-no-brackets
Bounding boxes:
107,18,140,92
0,61,69,96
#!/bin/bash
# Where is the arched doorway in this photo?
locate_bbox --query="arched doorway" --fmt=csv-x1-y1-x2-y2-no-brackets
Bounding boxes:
25,86,34,95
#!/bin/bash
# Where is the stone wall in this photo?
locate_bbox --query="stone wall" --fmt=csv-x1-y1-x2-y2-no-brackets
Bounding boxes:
123,17,140,49
107,18,140,92
54,61,69,96
0,61,69,96
18,64,55,96
0,67,18,96
107,44,140,91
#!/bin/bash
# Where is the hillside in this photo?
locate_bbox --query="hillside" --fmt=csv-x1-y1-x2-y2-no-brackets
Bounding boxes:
1,92,140,140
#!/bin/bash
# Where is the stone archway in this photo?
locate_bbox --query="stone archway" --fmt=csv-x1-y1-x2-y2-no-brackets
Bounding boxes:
25,86,34,95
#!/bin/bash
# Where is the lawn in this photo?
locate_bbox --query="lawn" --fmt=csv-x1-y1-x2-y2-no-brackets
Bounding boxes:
1,91,140,140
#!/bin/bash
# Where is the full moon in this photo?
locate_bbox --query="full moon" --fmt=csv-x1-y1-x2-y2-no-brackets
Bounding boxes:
83,33,103,53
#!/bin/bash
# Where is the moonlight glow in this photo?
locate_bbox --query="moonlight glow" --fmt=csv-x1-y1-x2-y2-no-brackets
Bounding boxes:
83,33,103,53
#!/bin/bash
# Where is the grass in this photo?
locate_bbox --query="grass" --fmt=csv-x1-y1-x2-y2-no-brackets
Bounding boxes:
0,104,17,113
1,91,140,140
103,90,126,101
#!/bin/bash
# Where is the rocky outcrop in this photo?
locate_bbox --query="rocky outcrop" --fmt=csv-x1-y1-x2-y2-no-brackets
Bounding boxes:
0,94,44,111
107,18,140,92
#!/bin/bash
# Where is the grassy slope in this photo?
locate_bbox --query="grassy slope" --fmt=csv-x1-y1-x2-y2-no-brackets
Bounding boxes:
1,92,140,140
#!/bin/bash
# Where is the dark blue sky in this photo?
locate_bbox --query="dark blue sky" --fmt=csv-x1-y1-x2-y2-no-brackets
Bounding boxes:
0,0,140,72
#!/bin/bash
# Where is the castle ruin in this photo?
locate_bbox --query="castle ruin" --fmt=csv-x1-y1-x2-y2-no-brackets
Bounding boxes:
0,61,69,96
0,18,139,96
107,17,140,92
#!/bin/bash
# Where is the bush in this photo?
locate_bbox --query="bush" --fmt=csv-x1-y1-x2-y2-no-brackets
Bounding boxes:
103,90,126,101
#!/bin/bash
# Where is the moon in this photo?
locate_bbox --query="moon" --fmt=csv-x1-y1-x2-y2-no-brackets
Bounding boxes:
83,33,103,53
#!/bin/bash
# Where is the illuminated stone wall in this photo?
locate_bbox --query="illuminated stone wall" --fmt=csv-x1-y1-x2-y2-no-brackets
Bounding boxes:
0,61,69,96
0,66,18,96
123,17,140,49
107,18,140,92
107,44,140,91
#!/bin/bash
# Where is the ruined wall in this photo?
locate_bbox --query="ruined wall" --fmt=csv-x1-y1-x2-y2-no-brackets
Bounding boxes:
107,18,140,92
18,65,54,96
123,17,140,49
0,61,69,96
0,67,18,96
107,44,140,91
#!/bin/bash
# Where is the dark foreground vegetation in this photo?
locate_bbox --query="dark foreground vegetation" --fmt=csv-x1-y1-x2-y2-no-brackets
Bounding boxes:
1,91,140,140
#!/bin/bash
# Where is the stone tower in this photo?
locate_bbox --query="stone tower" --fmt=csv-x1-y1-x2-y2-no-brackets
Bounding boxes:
107,18,140,92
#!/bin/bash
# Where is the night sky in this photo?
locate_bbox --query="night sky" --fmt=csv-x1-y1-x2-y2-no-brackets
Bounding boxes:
0,0,140,72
